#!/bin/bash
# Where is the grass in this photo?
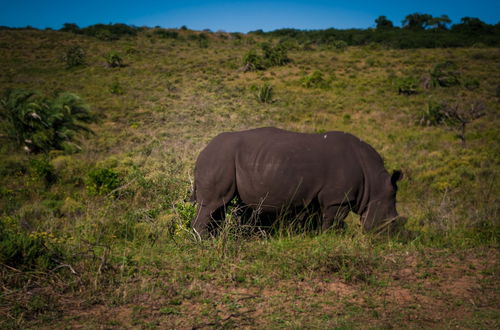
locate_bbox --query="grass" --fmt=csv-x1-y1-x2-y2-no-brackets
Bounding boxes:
0,27,499,328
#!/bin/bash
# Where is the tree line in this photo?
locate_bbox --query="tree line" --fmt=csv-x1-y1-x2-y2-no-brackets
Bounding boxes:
253,13,500,48
1,13,499,48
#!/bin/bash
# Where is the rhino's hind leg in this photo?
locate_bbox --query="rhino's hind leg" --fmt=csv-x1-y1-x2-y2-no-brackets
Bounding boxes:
192,204,226,238
321,204,349,231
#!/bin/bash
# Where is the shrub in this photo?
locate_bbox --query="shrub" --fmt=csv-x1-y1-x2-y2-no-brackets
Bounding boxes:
0,89,95,153
242,49,265,71
104,51,124,68
431,61,461,87
80,23,138,41
29,157,57,186
0,217,63,271
440,101,485,147
261,42,290,67
301,71,331,89
419,100,486,146
60,23,80,34
395,76,418,95
154,29,179,39
63,46,85,68
329,39,348,51
463,76,480,90
109,80,125,95
252,83,274,103
197,33,209,48
242,43,290,71
86,167,122,196
420,102,446,126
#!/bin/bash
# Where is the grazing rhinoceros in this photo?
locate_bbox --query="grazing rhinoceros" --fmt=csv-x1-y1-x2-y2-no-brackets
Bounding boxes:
191,127,403,237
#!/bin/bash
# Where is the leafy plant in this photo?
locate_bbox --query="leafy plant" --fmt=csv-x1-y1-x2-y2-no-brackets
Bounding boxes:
105,51,124,68
420,100,486,146
329,39,348,51
109,80,125,95
301,71,331,89
86,167,122,196
29,157,57,186
242,49,265,71
79,23,138,41
60,23,80,34
154,29,179,39
261,42,290,67
0,89,95,153
395,76,418,95
252,83,274,103
431,61,461,87
463,76,480,90
63,46,85,68
0,217,63,271
197,33,209,48
242,43,290,72
420,102,446,126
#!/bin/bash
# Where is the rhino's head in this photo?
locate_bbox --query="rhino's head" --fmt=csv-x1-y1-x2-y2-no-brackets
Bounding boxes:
361,170,404,232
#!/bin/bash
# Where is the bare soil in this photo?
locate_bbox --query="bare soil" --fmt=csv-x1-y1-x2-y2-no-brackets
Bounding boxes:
21,247,498,329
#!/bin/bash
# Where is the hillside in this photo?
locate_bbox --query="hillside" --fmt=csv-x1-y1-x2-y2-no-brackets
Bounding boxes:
0,28,499,328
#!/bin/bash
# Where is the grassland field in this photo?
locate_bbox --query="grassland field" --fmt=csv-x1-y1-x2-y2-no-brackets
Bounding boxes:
0,28,499,328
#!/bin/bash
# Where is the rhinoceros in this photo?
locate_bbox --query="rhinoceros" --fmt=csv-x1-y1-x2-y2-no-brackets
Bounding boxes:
191,127,403,237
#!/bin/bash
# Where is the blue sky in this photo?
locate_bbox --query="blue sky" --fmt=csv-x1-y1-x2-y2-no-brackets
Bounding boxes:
1,1,499,32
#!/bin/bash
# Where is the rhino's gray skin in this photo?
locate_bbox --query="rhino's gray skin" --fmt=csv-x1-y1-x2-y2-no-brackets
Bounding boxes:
192,127,403,237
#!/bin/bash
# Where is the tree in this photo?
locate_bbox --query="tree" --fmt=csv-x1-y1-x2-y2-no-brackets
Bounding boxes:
60,23,80,33
375,16,394,30
441,101,485,147
452,17,491,34
402,13,433,30
428,15,452,30
0,89,95,153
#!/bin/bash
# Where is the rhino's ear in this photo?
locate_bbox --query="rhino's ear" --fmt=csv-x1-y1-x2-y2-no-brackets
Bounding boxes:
391,170,403,186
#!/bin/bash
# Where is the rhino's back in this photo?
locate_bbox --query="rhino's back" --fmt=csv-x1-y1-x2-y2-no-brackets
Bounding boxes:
230,128,365,210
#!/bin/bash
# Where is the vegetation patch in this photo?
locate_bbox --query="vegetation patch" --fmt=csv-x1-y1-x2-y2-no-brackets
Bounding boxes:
0,25,498,328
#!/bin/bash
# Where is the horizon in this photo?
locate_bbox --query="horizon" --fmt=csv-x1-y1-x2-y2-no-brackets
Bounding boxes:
1,1,499,33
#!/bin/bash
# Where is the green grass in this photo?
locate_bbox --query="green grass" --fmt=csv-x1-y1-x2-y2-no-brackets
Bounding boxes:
0,28,499,328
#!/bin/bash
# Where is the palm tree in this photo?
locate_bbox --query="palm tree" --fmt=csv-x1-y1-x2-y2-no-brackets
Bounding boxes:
0,89,95,152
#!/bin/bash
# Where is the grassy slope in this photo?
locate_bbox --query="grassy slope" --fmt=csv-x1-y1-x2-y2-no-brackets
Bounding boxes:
0,29,499,328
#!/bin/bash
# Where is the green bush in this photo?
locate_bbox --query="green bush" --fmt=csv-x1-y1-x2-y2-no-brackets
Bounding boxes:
431,61,461,87
104,51,124,68
79,23,138,41
420,101,446,126
29,157,57,186
0,89,95,153
242,49,265,71
86,167,122,196
60,23,80,34
329,39,348,51
252,83,274,103
395,76,418,95
0,217,63,271
261,42,290,67
109,80,125,95
301,71,331,89
154,29,179,39
463,76,480,90
63,46,85,68
242,43,290,71
197,33,209,48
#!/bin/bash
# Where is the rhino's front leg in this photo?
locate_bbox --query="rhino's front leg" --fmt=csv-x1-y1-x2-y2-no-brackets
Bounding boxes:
321,204,348,231
192,204,226,239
